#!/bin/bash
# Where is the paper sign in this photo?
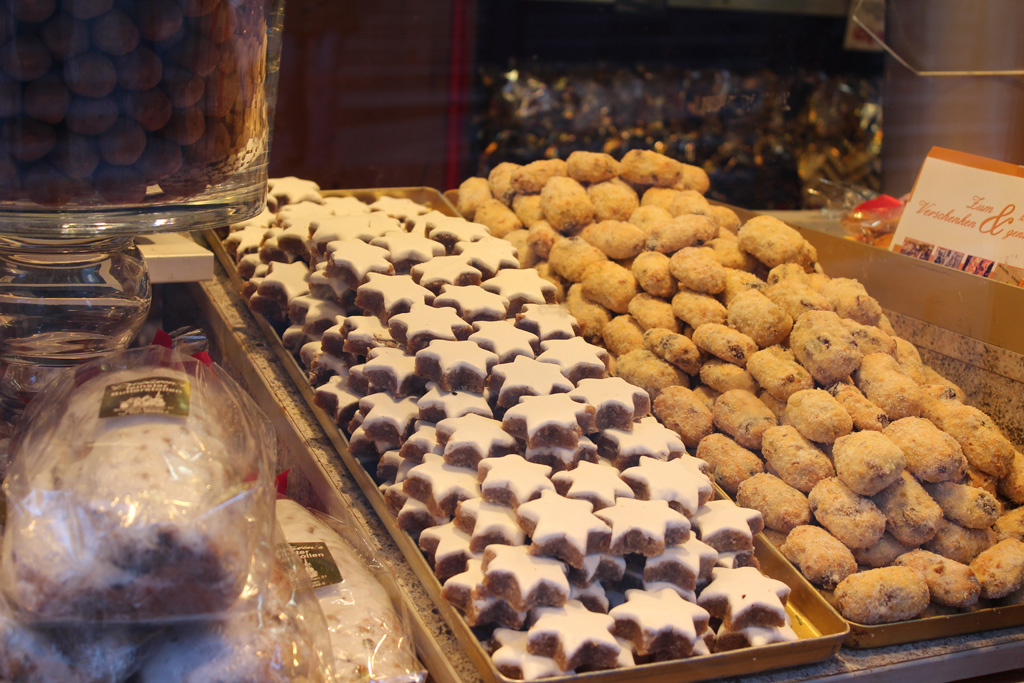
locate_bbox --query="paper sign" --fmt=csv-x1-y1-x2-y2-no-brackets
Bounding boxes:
891,147,1024,285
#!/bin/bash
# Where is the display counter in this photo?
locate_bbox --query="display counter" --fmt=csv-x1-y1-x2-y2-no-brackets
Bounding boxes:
170,236,1024,683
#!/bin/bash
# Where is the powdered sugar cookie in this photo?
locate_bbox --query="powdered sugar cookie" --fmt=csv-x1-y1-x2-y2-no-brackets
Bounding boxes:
399,421,443,462
361,346,427,397
482,544,570,612
403,453,481,517
482,268,558,315
515,490,611,568
595,498,691,556
308,262,354,307
454,498,527,551
433,284,509,323
527,599,621,671
321,194,371,216
525,436,599,472
369,195,431,221
313,374,362,427
288,295,346,337
568,554,627,589
427,215,491,252
331,315,398,356
419,520,475,581
620,455,713,516
415,339,499,393
454,236,521,278
410,255,483,294
594,416,687,470
469,320,539,362
568,377,651,432
643,536,718,591
691,500,764,552
697,566,790,630
478,454,555,509
311,213,404,256
355,273,435,321
267,175,321,210
536,337,611,384
370,231,446,273
714,622,798,652
488,355,574,408
551,459,635,511
323,238,395,288
248,260,310,322
307,348,356,388
436,413,520,467
515,303,581,341
445,562,529,629
393,490,449,535
490,627,566,679
610,587,711,658
388,302,473,353
417,383,492,423
502,393,598,450
358,391,420,447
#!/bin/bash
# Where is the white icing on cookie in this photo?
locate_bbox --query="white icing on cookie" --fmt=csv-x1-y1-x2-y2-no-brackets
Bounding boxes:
370,195,431,220
502,393,597,448
410,255,483,292
325,239,394,284
370,231,446,270
491,627,567,680
489,356,574,408
433,284,509,323
321,195,371,216
527,599,620,669
620,456,713,516
516,303,580,341
455,497,527,550
267,175,322,208
690,500,763,549
436,413,519,466
551,459,635,510
516,489,611,567
609,587,710,657
388,303,473,352
478,454,555,508
482,269,557,313
418,383,492,421
594,498,691,556
356,273,435,317
568,377,651,428
469,320,538,363
454,236,521,278
536,337,610,382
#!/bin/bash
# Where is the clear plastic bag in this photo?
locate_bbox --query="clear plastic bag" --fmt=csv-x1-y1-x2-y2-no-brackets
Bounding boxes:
137,533,335,683
0,345,277,623
276,499,427,683
0,592,141,683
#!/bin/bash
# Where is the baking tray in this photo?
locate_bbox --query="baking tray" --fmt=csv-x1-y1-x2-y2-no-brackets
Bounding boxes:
205,186,848,681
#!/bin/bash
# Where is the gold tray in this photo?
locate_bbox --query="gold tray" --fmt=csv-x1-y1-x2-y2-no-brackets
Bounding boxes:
205,186,848,681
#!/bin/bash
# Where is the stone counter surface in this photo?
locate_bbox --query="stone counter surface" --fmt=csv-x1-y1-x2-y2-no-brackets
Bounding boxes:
172,261,1024,683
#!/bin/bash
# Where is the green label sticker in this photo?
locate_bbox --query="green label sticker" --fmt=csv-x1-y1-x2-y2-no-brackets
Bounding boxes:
291,542,343,589
98,376,191,418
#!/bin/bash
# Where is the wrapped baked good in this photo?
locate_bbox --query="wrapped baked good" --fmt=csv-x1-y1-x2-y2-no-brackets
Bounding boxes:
137,539,334,682
1,345,276,622
277,499,426,683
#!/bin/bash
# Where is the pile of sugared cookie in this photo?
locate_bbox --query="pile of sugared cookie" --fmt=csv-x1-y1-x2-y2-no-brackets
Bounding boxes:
226,178,803,678
461,151,1024,625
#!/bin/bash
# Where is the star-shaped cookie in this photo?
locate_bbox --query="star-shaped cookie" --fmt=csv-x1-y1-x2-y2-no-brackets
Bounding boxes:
516,489,612,568
594,498,691,556
487,355,574,408
551,459,635,510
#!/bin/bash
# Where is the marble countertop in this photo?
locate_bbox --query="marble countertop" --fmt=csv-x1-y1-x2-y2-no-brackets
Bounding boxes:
173,264,1024,683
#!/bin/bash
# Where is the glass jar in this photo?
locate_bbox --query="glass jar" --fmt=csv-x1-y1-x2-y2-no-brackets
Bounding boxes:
0,0,285,237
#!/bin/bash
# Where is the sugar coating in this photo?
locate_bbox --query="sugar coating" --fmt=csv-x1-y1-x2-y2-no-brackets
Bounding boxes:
388,303,472,351
609,587,711,657
502,393,598,449
489,356,574,408
325,239,394,284
478,454,555,508
572,580,611,614
515,303,581,341
268,175,322,207
433,284,510,322
469,320,538,362
370,195,432,220
313,374,361,424
527,599,620,671
418,384,492,421
415,339,499,391
309,262,351,302
715,622,799,648
621,456,713,516
356,273,435,316
516,490,612,567
491,628,567,680
537,337,611,382
370,231,446,270
691,500,764,551
338,315,396,355
595,498,691,556
455,236,521,278
407,210,450,238
362,347,423,396
552,459,635,510
525,436,598,472
399,422,443,461
436,414,519,466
